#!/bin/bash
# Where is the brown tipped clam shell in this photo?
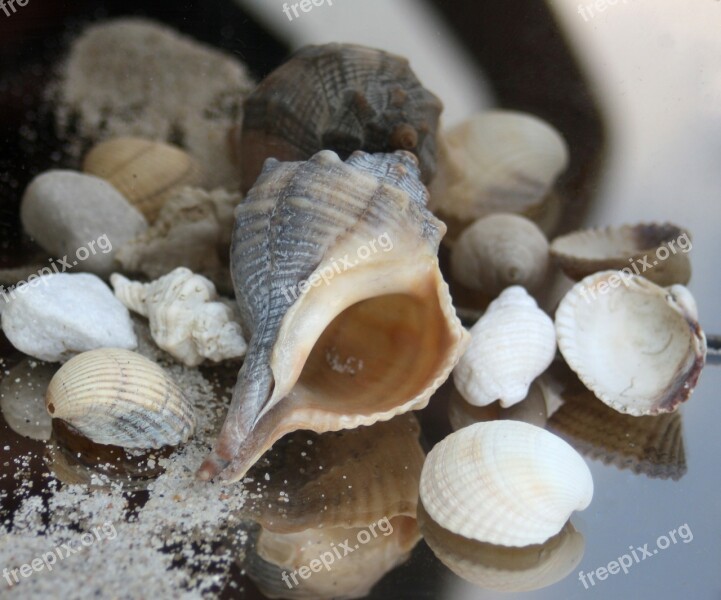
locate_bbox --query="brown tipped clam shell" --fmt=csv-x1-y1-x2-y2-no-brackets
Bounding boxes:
237,43,442,192
418,503,585,592
83,137,203,222
556,272,706,416
46,348,196,449
550,223,692,286
197,150,468,483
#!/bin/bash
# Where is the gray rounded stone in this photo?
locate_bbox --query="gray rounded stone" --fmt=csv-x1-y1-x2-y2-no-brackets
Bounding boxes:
20,170,148,277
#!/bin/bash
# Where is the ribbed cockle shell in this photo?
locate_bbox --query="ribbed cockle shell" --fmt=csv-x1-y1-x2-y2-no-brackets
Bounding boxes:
197,150,468,482
420,421,594,547
46,348,195,449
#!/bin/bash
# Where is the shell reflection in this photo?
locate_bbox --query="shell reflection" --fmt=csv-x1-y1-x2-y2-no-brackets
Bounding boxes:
419,502,585,592
243,415,423,599
545,361,687,480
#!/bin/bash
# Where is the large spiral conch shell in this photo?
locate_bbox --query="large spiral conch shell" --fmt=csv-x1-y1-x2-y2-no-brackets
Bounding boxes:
555,271,707,416
236,43,442,192
420,421,593,547
197,150,468,482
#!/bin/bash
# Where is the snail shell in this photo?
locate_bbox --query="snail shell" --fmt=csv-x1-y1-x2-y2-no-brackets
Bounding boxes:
419,421,594,547
111,267,247,367
45,348,196,449
429,111,568,242
237,43,442,192
550,222,692,286
555,271,707,416
453,286,556,408
83,137,203,222
197,150,468,482
451,213,549,296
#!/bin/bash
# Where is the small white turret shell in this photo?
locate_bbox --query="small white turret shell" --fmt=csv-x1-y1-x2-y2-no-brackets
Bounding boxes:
111,267,247,367
555,271,706,416
453,286,556,408
45,348,196,448
420,421,593,547
451,213,549,296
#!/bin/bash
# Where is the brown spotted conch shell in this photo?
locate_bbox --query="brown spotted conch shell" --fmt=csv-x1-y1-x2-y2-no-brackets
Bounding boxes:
197,150,468,482
237,43,442,192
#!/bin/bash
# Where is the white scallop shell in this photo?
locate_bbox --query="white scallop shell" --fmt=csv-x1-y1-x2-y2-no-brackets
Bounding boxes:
550,223,692,286
111,267,247,367
555,271,706,416
451,213,549,296
453,286,556,407
419,421,593,547
46,348,195,448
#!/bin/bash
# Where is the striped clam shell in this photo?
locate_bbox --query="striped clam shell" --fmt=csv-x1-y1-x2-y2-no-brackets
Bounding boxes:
83,137,203,222
46,348,195,449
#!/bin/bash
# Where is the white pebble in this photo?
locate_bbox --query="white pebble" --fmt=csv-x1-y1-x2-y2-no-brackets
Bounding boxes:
1,273,137,362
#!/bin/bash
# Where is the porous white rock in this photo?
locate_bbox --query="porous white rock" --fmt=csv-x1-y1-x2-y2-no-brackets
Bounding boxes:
1,273,137,362
20,170,148,277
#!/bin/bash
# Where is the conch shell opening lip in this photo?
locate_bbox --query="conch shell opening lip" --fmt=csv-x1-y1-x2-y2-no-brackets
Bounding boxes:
197,150,468,483
198,270,466,482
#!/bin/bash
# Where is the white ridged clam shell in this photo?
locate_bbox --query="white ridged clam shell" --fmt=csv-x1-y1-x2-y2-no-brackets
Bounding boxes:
451,213,549,295
429,111,568,242
453,286,556,408
419,421,593,547
45,348,196,448
555,271,706,416
550,223,692,286
111,267,247,367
